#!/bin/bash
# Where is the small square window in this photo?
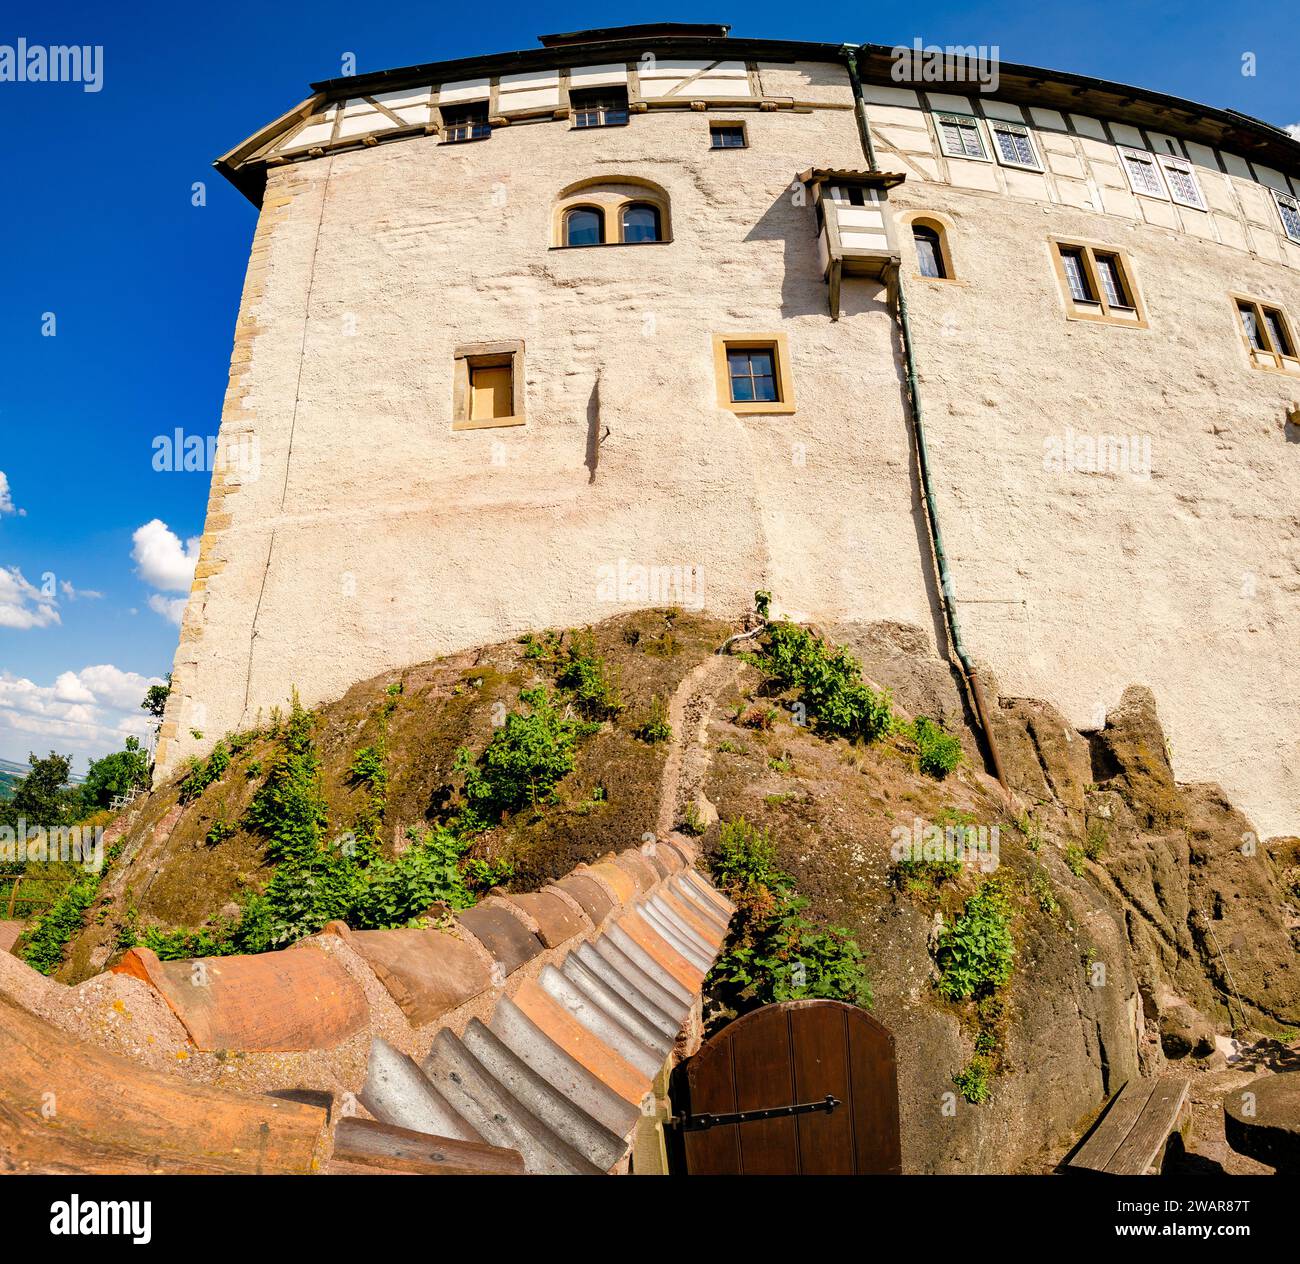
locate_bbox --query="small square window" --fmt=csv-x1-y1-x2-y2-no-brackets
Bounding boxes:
1158,155,1206,211
713,334,795,414
934,112,988,161
453,341,525,429
710,122,747,149
990,120,1040,170
1117,146,1168,199
1051,240,1145,327
571,88,628,128
442,103,490,143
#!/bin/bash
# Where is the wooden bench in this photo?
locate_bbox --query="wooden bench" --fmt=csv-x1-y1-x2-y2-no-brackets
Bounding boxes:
1066,1078,1191,1175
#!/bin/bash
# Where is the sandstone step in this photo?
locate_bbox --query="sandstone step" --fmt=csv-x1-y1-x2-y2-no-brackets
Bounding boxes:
489,993,641,1138
421,1027,602,1175
358,1035,483,1143
460,1017,628,1171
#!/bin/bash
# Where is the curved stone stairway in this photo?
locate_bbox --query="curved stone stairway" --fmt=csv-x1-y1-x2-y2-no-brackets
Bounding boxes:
0,838,732,1175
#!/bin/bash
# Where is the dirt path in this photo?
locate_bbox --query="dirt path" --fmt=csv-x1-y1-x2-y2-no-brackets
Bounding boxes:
655,653,743,842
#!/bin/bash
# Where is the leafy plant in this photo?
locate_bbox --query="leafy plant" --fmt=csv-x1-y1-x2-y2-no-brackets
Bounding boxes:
455,688,596,819
205,815,236,846
555,630,623,720
709,819,872,1012
912,717,962,779
636,695,673,744
744,621,895,743
953,1056,992,1104
179,740,231,804
1028,867,1059,916
681,802,706,836
935,878,1015,1001
21,844,122,975
1084,820,1108,861
1065,844,1087,876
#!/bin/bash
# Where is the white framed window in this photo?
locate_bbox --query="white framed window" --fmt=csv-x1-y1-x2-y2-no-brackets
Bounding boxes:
935,112,988,161
1157,155,1205,210
1273,189,1300,244
990,119,1041,170
1117,145,1169,199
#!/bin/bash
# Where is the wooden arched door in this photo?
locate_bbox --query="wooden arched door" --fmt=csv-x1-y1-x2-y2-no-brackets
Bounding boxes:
678,1000,900,1175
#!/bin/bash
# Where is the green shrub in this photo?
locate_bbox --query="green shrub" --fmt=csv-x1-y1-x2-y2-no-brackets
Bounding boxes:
709,819,872,1012
205,815,236,846
456,687,596,819
555,631,623,719
350,827,476,926
680,803,706,836
912,717,963,778
935,878,1015,1001
1065,844,1087,876
953,1056,993,1104
21,862,109,975
1084,820,1108,861
745,621,895,743
179,740,231,803
636,695,673,744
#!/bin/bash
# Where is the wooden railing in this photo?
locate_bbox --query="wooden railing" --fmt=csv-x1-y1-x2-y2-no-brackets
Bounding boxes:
1,875,60,920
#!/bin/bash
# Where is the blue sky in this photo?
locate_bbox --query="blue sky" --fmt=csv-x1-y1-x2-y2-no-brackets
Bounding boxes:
1,0,1296,769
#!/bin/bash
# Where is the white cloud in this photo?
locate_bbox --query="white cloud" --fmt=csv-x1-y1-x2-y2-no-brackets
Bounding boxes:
147,593,187,626
0,471,26,517
59,579,103,600
1287,123,1300,141
0,567,60,630
131,519,199,593
0,664,165,771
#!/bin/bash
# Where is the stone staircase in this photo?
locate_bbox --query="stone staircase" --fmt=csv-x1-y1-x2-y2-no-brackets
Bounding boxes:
1,836,733,1175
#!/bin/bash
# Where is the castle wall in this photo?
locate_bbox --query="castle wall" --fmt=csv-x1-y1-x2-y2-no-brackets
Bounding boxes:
161,59,1300,836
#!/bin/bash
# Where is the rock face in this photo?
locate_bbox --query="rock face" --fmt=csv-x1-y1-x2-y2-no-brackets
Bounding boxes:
1224,1071,1300,1174
995,679,1300,1056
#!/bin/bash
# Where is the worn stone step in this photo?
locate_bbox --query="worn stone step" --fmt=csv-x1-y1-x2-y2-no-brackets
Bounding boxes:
332,1115,525,1175
537,963,665,1077
568,941,682,1040
358,1036,483,1143
600,924,695,1008
637,899,716,970
588,933,693,1024
421,1027,602,1175
559,951,676,1053
460,1018,628,1172
489,994,641,1138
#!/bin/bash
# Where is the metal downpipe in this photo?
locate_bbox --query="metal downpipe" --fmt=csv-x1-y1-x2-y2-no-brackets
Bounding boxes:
842,45,1011,796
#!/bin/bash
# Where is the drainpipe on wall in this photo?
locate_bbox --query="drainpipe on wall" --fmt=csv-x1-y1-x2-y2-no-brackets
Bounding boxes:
842,46,1011,797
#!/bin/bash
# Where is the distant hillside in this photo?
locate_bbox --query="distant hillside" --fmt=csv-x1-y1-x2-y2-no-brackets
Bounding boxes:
0,756,87,801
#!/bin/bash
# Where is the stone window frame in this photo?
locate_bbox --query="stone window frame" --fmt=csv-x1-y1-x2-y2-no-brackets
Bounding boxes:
1048,237,1148,330
712,332,796,416
895,210,960,283
452,340,526,430
1230,293,1300,376
551,179,673,248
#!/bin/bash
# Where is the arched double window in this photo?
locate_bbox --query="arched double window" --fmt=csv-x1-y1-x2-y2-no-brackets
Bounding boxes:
553,178,671,248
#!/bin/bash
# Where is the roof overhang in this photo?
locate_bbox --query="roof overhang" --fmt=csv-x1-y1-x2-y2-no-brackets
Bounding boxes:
214,28,1300,207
